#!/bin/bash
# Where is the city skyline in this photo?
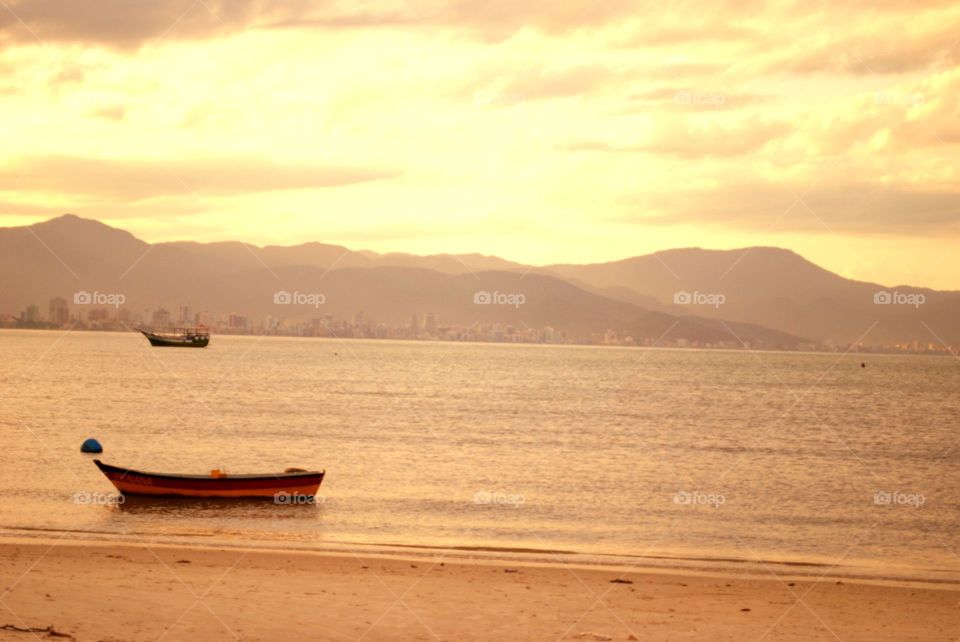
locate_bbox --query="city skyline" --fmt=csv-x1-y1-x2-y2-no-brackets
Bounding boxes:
7,293,955,356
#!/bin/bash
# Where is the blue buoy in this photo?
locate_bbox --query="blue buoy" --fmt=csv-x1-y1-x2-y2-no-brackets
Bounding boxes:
80,438,103,454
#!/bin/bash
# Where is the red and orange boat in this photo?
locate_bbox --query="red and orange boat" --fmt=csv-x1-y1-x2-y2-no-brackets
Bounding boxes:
93,459,324,499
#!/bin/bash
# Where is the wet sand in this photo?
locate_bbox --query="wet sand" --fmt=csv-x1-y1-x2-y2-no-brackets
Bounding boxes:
0,538,957,641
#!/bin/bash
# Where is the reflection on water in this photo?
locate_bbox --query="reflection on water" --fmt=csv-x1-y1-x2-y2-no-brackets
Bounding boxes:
2,330,959,582
115,494,325,518
98,493,328,545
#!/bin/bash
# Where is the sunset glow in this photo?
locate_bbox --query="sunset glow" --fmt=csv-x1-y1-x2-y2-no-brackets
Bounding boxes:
4,5,960,639
1,1,959,288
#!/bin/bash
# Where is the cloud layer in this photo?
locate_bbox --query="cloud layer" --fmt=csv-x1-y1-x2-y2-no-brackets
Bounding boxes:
0,155,398,200
1,0,959,287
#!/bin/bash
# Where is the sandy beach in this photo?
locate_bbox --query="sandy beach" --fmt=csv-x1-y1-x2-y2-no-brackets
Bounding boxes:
0,538,957,641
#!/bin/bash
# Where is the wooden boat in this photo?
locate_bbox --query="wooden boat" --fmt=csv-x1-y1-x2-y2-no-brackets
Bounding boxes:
138,327,209,348
93,459,324,498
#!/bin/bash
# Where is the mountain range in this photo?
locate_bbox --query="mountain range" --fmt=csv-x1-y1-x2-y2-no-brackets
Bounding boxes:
1,214,956,349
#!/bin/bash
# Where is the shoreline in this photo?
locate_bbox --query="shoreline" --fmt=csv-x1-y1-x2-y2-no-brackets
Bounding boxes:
1,326,953,358
1,537,958,641
2,530,958,591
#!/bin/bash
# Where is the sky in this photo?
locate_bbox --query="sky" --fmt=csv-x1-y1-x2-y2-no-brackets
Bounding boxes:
0,0,958,289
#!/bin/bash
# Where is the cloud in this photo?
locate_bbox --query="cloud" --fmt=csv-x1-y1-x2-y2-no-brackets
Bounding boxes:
0,0,645,46
0,155,400,201
804,68,960,154
4,0,955,79
0,199,61,217
49,64,85,85
0,0,308,47
624,87,770,112
560,119,790,158
458,63,624,107
619,23,760,48
460,62,734,109
90,105,126,120
756,21,960,76
271,0,641,40
0,198,209,221
615,3,960,77
625,180,960,236
496,65,614,101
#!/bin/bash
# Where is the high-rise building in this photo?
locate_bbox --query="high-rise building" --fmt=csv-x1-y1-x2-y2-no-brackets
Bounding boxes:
152,307,171,328
409,313,420,335
48,297,69,326
23,304,39,324
228,313,248,330
424,312,438,334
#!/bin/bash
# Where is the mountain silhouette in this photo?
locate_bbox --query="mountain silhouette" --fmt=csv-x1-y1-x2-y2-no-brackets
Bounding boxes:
3,214,956,348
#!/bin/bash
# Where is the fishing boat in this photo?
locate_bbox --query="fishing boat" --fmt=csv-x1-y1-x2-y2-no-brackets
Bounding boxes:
138,327,209,348
93,459,324,499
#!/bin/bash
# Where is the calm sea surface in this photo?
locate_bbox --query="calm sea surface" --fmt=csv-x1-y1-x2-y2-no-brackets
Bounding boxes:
2,329,959,582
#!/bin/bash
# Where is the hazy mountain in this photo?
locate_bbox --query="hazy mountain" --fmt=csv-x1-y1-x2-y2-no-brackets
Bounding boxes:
0,215,806,348
0,215,149,306
5,214,957,347
197,264,798,345
546,248,960,347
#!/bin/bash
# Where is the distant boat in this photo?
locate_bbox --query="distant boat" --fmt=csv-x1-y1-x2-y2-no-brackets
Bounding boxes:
93,459,325,498
138,327,209,348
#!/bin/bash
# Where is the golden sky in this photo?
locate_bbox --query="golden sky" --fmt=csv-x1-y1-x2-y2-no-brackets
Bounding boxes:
1,0,958,288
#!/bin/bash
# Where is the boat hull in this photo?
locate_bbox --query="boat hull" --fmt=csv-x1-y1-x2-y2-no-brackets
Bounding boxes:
93,460,324,498
141,331,209,347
